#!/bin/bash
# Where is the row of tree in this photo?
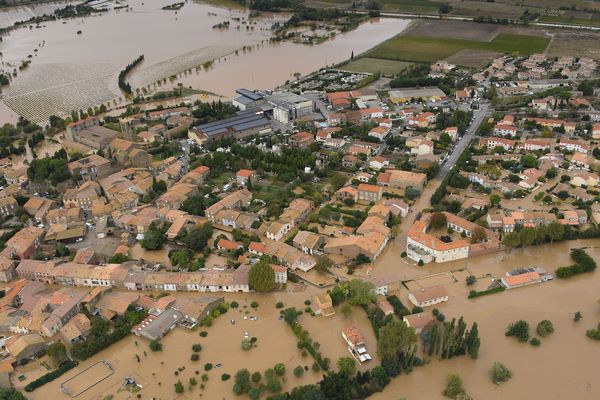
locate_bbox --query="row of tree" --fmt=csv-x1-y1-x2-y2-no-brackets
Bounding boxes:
423,317,480,359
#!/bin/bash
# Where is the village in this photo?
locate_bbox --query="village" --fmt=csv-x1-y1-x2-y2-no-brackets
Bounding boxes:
0,49,598,399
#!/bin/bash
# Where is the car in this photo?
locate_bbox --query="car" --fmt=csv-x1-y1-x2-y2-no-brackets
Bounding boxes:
215,363,222,368
230,319,235,325
76,238,83,242
244,332,249,338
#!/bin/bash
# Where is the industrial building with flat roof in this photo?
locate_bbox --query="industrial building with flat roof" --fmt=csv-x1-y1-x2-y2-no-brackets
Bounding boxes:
188,109,271,143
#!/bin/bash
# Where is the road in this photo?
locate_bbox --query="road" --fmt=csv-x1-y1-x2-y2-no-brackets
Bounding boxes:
348,10,600,31
438,102,489,179
364,101,490,278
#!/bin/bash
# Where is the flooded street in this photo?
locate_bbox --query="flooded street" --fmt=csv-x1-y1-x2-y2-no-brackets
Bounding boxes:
0,0,410,122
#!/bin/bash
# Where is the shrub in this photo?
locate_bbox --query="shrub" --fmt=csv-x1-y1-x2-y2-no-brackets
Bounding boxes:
192,344,202,352
24,360,78,392
418,260,424,266
585,323,600,340
311,362,320,372
505,320,529,342
276,302,284,309
401,251,407,257
221,373,231,381
204,363,213,371
304,299,311,305
189,377,197,386
149,340,162,352
529,337,541,346
468,286,505,298
293,365,304,377
251,301,259,308
241,338,252,350
574,311,583,322
489,362,512,384
230,301,239,308
199,331,208,337
174,380,184,393
536,320,554,337
411,306,423,314
191,354,200,361
251,371,262,383
442,374,466,399
466,275,476,286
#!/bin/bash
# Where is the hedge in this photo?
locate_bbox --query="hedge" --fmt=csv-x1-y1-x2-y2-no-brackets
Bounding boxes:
468,286,505,299
25,359,78,392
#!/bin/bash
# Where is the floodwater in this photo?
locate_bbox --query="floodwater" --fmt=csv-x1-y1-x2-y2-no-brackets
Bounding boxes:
18,240,600,399
22,290,374,400
0,0,410,123
369,240,600,400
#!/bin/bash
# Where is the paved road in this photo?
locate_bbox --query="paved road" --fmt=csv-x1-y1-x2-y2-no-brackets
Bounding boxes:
438,102,489,179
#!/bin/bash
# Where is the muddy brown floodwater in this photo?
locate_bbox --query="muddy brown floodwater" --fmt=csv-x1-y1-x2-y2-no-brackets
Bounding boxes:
22,240,600,399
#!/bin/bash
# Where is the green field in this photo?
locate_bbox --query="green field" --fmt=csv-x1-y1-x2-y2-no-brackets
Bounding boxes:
342,57,414,75
366,33,550,63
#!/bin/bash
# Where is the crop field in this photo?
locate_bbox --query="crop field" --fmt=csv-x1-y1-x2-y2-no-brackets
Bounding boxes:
538,15,600,27
546,32,600,58
366,33,550,63
342,57,414,75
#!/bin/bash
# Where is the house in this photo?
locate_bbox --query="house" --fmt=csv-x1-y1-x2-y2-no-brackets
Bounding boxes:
387,170,427,191
236,169,256,186
312,293,334,317
59,313,91,345
292,231,323,254
370,274,401,295
68,154,112,182
591,123,600,139
323,232,388,261
342,326,365,349
357,184,382,204
522,139,553,152
5,334,47,364
5,227,45,260
217,239,242,252
377,299,394,316
155,183,198,210
368,126,390,141
289,131,314,148
342,154,359,168
501,271,542,289
336,186,358,203
272,264,287,284
63,181,102,210
383,199,409,218
444,127,458,141
559,138,589,154
368,156,388,171
180,165,210,186
479,137,515,151
403,313,435,333
408,286,449,308
0,196,17,218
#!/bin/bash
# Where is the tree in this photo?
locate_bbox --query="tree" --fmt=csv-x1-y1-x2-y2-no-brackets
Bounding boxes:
465,322,480,359
574,311,583,322
465,275,476,286
233,369,251,395
505,320,529,342
470,227,486,244
341,303,352,318
141,226,165,250
180,223,213,251
47,342,67,365
518,227,536,247
502,232,520,248
377,320,417,361
336,357,356,376
536,320,554,337
346,279,375,307
330,172,348,190
55,243,70,257
149,340,162,351
443,374,466,399
109,253,129,263
249,258,275,292
489,194,501,207
546,222,564,243
430,212,447,229
489,362,512,384
274,363,286,376
315,255,333,274
293,365,304,377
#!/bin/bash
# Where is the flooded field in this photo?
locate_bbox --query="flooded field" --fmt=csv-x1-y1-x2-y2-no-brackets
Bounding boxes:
0,0,410,123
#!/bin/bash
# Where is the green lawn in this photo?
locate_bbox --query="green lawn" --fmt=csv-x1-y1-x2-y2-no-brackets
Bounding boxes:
366,33,550,63
342,57,414,76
